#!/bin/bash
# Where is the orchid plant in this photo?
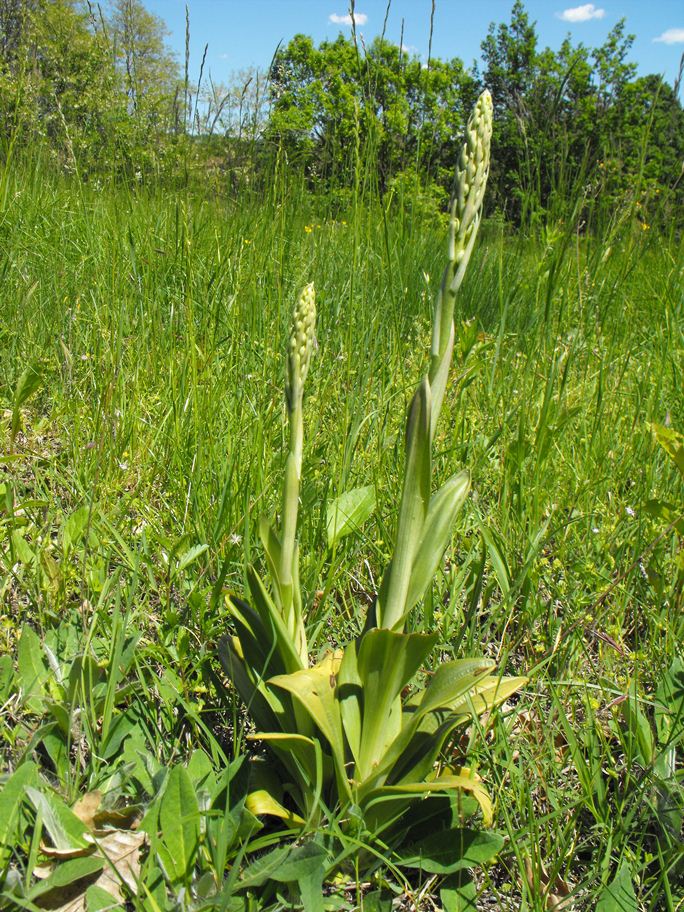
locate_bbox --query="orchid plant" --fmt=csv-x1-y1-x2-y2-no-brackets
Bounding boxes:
219,91,526,844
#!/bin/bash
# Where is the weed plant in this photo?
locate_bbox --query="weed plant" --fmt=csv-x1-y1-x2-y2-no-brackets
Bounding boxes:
1,101,683,909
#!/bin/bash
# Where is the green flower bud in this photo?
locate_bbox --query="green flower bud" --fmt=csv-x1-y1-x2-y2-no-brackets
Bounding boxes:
287,283,316,404
433,90,492,369
453,89,492,268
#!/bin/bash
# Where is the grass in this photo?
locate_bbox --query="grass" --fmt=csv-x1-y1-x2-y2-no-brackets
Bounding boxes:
1,155,683,910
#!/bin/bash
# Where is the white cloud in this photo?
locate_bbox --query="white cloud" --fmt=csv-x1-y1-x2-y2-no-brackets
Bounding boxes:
329,11,368,26
557,4,605,23
653,28,684,44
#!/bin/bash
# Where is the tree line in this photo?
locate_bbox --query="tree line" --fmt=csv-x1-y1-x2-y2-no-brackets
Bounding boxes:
1,0,682,226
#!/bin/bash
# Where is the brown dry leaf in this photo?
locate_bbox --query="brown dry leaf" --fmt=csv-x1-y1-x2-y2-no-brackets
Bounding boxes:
40,841,96,861
524,855,572,910
32,863,53,880
38,796,102,858
71,791,103,830
39,829,146,912
93,828,146,897
93,805,142,831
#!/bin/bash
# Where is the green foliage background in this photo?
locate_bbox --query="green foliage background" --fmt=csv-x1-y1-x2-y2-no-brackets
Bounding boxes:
1,1,683,909
1,0,683,227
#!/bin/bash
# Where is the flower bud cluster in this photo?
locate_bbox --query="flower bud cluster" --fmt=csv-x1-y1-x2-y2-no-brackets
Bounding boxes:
288,283,316,400
454,90,492,241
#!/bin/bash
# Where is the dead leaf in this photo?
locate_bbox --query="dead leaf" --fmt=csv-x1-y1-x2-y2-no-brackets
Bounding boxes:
40,841,96,861
93,805,142,831
72,791,103,830
524,855,572,910
37,829,146,911
94,828,146,897
33,864,53,880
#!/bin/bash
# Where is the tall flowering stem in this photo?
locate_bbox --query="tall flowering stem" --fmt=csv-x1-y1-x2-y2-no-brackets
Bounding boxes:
377,90,492,631
279,283,316,659
429,89,492,439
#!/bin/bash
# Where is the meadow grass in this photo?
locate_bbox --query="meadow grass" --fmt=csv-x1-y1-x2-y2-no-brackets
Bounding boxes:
0,156,683,908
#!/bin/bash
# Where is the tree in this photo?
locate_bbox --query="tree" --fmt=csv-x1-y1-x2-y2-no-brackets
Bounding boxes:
480,0,540,220
0,0,124,173
108,0,179,131
267,32,475,197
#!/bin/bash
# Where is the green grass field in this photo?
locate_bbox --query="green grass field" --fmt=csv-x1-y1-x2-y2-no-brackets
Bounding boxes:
1,157,683,910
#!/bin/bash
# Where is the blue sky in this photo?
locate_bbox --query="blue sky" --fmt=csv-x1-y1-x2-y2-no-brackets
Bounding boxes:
144,0,684,90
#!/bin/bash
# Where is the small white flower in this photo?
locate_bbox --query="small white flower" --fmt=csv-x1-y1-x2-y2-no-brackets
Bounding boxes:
626,506,635,517
592,527,600,534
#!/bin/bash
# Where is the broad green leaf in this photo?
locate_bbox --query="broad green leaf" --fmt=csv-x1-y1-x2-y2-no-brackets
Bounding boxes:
67,655,106,714
0,653,14,703
12,363,44,410
261,841,327,884
245,789,305,827
258,517,284,605
392,674,521,790
225,596,301,730
250,732,319,789
621,682,654,766
360,890,393,912
654,657,684,744
418,658,495,717
398,827,503,874
42,730,71,783
364,772,494,827
0,762,38,865
17,625,49,713
337,640,362,764
217,633,282,734
86,884,121,910
428,321,455,442
379,378,432,629
326,485,376,549
27,856,104,900
227,596,277,671
355,629,437,781
457,675,528,720
644,499,684,535
157,765,200,885
441,871,477,912
186,749,215,791
406,470,470,612
25,786,92,854
359,660,500,793
11,362,44,446
176,543,208,574
237,843,292,889
246,566,306,673
386,714,470,792
652,423,684,478
271,842,327,912
596,862,638,912
63,506,90,553
479,523,511,599
270,652,350,800
240,841,327,912
10,531,36,566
